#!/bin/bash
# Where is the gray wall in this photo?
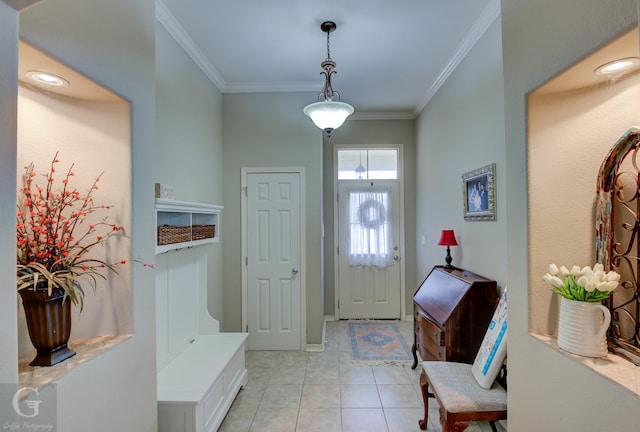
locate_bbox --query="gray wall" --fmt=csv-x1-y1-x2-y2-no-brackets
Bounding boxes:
415,19,506,289
155,23,225,322
323,120,417,317
0,0,19,387
222,92,325,345
502,0,640,429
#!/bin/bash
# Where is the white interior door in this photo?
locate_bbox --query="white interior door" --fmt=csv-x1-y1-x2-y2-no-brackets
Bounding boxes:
246,172,301,350
337,181,401,319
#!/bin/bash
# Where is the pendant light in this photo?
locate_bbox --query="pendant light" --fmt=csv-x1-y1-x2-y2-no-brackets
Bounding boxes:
355,150,366,178
303,21,354,137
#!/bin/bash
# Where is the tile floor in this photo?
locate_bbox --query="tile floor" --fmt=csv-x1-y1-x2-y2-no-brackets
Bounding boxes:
219,320,505,432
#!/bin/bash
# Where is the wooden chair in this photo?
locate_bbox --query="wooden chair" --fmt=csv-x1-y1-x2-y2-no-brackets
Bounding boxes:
418,289,507,432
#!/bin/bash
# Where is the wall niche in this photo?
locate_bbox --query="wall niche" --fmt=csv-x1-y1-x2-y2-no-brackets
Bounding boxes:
17,41,133,379
527,28,640,395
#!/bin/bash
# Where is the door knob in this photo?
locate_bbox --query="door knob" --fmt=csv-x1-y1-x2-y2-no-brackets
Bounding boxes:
292,268,299,274
393,255,399,261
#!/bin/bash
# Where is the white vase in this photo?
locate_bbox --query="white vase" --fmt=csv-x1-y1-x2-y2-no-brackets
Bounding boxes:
557,297,611,358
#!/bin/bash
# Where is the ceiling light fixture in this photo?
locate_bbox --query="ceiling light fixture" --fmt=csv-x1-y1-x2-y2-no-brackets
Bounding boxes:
26,70,69,87
303,21,354,137
594,57,640,76
355,151,366,178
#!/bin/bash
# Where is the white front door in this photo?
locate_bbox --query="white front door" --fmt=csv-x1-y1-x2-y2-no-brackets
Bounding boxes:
246,172,301,350
337,181,401,319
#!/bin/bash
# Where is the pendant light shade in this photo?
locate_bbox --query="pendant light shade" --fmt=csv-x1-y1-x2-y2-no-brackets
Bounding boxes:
304,21,353,136
303,100,354,133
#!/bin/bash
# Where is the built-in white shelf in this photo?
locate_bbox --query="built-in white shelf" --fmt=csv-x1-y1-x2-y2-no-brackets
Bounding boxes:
155,198,222,254
532,334,640,397
19,335,131,396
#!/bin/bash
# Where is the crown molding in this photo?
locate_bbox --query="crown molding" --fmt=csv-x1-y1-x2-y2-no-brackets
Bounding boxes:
350,111,415,121
3,0,42,11
414,0,501,116
156,0,226,91
224,81,320,93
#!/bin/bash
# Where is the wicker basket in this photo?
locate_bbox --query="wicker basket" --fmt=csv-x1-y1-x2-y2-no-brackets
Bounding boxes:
157,225,191,245
192,224,215,241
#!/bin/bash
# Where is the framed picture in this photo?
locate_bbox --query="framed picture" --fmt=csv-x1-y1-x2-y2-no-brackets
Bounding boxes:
462,163,496,221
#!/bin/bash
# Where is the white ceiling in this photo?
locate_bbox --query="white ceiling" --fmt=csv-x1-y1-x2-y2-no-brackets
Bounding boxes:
158,0,500,119
20,1,638,109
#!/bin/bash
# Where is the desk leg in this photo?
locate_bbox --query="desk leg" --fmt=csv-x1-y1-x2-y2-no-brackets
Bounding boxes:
411,334,418,369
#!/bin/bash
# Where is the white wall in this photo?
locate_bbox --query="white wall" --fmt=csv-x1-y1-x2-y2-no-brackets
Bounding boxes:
415,19,506,288
502,0,640,429
221,92,325,343
11,0,158,430
155,23,225,322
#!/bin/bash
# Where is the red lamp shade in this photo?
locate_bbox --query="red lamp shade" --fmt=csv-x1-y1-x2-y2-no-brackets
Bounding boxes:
437,230,458,246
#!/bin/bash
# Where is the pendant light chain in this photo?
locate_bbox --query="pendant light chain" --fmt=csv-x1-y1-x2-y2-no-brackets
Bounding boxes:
320,24,337,103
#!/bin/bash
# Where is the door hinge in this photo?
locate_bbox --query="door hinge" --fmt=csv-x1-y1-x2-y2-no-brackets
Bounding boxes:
245,256,248,266
337,246,339,256
244,186,247,197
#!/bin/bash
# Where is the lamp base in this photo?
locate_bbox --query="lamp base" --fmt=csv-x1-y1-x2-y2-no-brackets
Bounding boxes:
444,246,453,268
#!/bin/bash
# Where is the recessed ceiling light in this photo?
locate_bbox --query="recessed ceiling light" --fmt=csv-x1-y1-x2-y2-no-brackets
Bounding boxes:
594,57,640,76
25,70,69,87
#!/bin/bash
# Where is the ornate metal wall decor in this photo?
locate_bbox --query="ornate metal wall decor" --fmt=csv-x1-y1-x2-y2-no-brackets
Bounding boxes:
596,127,640,364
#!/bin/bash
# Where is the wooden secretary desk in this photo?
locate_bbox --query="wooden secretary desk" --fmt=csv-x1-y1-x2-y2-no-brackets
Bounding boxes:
411,265,497,369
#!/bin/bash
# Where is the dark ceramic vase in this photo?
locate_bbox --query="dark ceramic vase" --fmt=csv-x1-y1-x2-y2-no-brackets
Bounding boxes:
19,287,76,367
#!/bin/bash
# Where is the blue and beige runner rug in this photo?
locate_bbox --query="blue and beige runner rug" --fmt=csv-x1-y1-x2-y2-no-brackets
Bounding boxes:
348,321,413,365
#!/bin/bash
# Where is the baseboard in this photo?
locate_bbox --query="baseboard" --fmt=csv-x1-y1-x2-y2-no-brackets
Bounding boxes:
304,316,329,352
304,343,325,352
325,315,411,322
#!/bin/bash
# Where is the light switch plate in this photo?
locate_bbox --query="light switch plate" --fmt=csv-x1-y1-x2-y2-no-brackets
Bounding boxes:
155,183,174,199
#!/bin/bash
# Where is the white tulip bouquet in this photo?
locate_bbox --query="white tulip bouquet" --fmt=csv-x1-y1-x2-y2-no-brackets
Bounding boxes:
543,263,620,302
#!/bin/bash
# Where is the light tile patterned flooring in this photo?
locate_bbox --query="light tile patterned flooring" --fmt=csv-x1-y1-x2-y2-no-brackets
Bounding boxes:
219,320,504,432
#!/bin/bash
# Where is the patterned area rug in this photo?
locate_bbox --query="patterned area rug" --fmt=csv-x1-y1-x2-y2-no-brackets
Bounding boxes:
348,322,413,365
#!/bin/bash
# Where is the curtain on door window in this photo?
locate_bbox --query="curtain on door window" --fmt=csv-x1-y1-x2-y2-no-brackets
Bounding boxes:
347,187,391,268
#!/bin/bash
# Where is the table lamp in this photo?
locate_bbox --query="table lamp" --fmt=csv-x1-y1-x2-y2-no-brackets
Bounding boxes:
437,229,458,268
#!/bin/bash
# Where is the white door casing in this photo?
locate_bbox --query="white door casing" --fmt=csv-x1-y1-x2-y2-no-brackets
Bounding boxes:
336,181,401,319
242,169,304,350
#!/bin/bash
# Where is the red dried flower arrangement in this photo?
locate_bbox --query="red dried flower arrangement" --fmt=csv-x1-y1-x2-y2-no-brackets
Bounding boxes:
16,152,149,311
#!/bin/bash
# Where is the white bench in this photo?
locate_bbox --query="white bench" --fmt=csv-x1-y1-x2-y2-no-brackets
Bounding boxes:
157,333,248,432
